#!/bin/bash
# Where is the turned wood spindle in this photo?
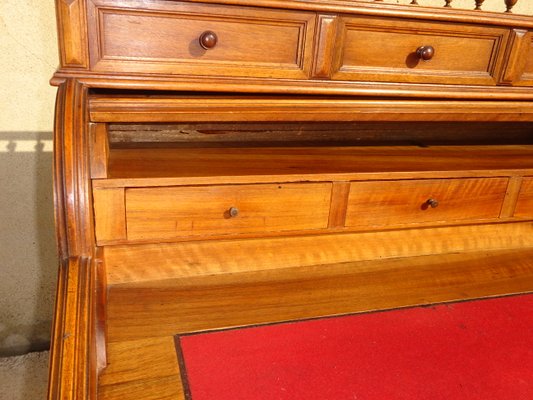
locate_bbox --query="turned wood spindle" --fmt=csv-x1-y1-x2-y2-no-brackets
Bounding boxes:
474,0,484,10
505,0,518,13
444,0,453,7
410,0,419,5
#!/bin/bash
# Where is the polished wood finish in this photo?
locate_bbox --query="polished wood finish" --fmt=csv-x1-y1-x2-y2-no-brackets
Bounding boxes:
98,249,533,400
51,1,533,399
54,0,533,98
500,176,524,218
55,0,89,68
311,14,338,78
53,80,95,259
98,337,183,400
105,248,533,342
89,123,109,179
48,257,97,399
50,80,100,400
89,96,533,122
125,183,331,240
97,145,533,183
93,188,126,242
345,178,508,229
515,177,533,217
87,0,316,79
332,16,508,85
503,29,533,86
328,182,350,228
103,222,533,286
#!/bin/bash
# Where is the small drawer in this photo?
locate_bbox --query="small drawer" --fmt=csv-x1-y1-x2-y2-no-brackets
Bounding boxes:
87,0,316,79
330,16,509,85
514,177,533,218
345,178,508,229
125,183,332,240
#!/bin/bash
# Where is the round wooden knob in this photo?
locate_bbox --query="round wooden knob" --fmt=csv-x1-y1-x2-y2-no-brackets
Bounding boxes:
228,207,239,218
199,31,218,50
426,199,439,209
416,45,435,61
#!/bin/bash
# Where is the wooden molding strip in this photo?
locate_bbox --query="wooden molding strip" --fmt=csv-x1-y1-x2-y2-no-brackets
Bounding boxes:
48,257,97,400
89,97,533,123
53,73,533,100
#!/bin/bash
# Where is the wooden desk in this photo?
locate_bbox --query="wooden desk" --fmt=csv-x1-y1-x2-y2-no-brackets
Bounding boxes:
50,1,533,398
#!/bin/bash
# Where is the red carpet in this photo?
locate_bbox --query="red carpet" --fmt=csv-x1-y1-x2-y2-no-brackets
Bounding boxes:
176,294,533,400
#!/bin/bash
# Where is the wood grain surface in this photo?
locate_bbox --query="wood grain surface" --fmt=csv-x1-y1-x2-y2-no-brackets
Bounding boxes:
89,97,533,122
125,183,331,240
515,177,533,217
103,222,533,285
51,1,533,399
104,248,533,343
96,146,533,184
87,0,315,79
332,15,508,85
345,178,508,228
98,337,183,400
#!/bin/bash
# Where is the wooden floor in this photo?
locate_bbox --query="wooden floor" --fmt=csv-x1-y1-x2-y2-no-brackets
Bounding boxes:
98,248,533,399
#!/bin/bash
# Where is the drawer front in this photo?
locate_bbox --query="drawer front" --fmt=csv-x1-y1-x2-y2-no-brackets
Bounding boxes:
126,183,332,240
345,178,508,229
514,177,533,218
331,16,509,85
87,0,315,79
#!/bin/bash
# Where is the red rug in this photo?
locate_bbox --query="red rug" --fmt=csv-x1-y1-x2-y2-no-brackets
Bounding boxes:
175,294,533,400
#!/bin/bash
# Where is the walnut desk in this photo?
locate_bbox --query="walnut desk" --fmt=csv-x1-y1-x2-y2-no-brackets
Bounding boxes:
49,0,533,398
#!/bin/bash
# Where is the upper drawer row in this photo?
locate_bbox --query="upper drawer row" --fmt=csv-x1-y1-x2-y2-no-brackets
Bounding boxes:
87,0,533,86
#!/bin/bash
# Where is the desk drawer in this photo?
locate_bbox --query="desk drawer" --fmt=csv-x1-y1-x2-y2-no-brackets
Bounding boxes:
88,0,315,79
331,16,508,85
345,178,508,229
125,183,331,240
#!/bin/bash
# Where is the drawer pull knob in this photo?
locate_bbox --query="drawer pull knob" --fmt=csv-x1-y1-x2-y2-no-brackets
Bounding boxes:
426,198,439,208
228,207,239,218
416,45,435,61
199,31,218,50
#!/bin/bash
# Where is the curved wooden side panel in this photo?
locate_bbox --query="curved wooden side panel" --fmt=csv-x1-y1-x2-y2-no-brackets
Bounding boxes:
53,79,95,259
49,79,101,399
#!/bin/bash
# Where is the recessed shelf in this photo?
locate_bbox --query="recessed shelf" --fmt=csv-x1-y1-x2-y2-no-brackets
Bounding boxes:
93,145,533,188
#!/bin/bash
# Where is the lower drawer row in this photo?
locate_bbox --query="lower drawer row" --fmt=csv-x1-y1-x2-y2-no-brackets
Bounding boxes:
93,177,533,244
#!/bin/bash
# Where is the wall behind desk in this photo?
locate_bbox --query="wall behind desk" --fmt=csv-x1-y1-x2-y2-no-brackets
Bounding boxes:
0,0,532,357
0,0,58,356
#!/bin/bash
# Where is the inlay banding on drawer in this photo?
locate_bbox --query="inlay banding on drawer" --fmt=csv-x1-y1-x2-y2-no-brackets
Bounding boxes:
125,183,332,240
345,178,508,229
